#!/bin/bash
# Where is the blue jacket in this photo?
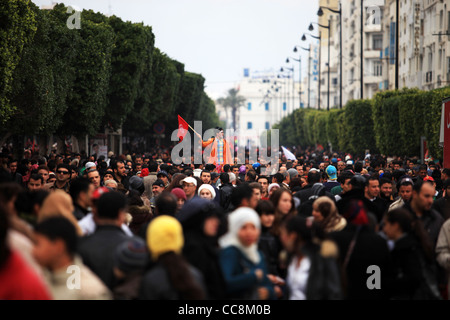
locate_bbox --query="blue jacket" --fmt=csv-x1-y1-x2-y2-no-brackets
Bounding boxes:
219,246,276,300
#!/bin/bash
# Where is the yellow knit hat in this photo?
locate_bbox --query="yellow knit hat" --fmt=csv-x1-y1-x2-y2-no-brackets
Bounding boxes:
147,215,184,260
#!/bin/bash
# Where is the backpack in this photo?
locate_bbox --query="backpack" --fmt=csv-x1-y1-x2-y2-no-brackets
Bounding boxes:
298,184,326,217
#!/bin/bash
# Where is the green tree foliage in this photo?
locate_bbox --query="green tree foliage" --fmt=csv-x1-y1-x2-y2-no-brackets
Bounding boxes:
58,10,115,137
344,99,376,155
0,0,37,122
7,4,76,135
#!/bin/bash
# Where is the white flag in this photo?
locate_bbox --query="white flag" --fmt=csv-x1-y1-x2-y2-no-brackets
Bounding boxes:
281,146,296,161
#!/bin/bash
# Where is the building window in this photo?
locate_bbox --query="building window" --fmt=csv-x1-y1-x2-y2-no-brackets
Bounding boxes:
283,102,287,111
265,122,270,130
373,34,383,50
247,122,252,129
265,102,269,111
373,61,383,76
247,102,252,111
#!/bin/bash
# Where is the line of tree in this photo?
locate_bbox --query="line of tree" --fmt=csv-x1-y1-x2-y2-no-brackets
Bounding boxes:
0,1,221,155
273,87,450,160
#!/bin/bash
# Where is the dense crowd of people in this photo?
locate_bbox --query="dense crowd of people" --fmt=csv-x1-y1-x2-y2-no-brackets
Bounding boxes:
0,147,450,300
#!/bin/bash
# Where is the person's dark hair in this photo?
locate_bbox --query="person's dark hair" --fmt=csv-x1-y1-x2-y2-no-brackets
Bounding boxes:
29,173,44,185
0,204,10,268
289,177,302,191
257,175,269,184
249,182,262,193
158,251,205,300
201,170,211,177
155,192,178,217
443,178,450,190
160,164,169,173
56,163,70,172
34,217,77,256
419,164,428,172
385,208,412,234
442,168,450,177
269,189,296,236
413,180,434,194
365,174,379,186
337,171,354,184
69,177,91,203
273,173,284,184
205,164,216,172
354,162,363,173
47,160,56,172
307,170,321,184
220,172,230,184
97,191,127,219
230,183,253,208
382,171,393,181
0,183,23,205
379,178,392,188
223,164,231,173
255,200,275,216
246,170,257,182
281,216,324,257
166,174,187,192
127,190,144,207
148,161,158,173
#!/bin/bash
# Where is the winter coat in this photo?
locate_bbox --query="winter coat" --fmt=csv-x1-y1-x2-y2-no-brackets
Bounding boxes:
403,202,444,248
219,246,276,300
128,205,153,236
329,224,393,300
139,262,206,300
43,255,111,300
78,225,132,290
436,219,450,299
258,226,281,276
287,240,342,300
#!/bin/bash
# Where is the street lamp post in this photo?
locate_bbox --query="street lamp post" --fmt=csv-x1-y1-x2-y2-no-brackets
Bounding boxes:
294,45,311,108
302,32,321,110
318,3,342,109
286,56,302,109
309,21,331,111
281,66,295,113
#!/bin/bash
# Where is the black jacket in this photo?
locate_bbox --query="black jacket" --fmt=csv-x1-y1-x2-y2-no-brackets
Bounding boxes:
403,202,444,247
329,224,393,300
258,226,281,276
432,197,450,221
78,225,131,290
139,262,205,300
219,183,233,211
182,231,227,299
387,234,422,300
73,203,90,221
294,183,335,217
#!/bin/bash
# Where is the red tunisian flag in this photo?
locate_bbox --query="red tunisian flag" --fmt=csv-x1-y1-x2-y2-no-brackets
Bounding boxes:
177,115,189,142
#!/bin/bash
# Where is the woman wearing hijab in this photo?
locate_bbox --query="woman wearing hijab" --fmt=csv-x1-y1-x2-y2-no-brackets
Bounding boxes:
219,207,276,300
198,184,216,201
312,196,347,233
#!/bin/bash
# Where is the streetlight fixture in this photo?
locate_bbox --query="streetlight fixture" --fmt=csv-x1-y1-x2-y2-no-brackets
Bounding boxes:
280,67,295,114
294,45,311,108
286,56,302,109
309,21,331,111
318,3,342,109
302,32,321,110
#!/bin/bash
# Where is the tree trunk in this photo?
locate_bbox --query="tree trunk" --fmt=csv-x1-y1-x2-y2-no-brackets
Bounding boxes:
71,135,80,153
55,136,65,155
232,107,237,132
38,135,48,157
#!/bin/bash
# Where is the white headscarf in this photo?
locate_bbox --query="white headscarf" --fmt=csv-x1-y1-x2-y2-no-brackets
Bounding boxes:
198,184,216,199
219,207,261,264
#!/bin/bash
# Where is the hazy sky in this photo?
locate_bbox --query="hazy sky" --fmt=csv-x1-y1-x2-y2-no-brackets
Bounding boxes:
32,0,319,99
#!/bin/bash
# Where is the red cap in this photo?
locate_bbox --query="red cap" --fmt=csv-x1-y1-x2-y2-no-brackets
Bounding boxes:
140,168,149,177
423,176,435,182
92,186,110,201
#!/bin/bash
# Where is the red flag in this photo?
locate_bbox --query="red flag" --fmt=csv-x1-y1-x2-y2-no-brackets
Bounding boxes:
177,115,189,142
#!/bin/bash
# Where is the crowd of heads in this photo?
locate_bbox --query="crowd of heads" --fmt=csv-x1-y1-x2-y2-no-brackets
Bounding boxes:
0,146,450,300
